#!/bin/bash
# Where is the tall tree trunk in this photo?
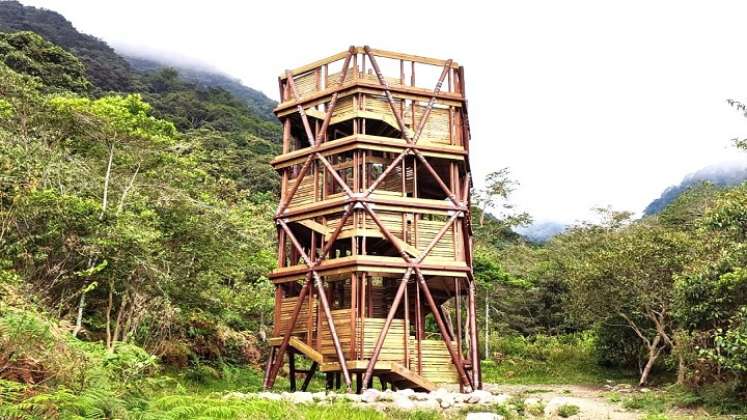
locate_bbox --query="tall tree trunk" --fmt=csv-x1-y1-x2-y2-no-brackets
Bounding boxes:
676,354,686,385
105,283,113,350
116,163,139,216
111,292,128,350
72,290,86,338
100,143,115,220
484,292,489,360
639,334,662,386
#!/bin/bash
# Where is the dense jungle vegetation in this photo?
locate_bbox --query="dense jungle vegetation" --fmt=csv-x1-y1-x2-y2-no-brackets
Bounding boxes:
1,2,746,418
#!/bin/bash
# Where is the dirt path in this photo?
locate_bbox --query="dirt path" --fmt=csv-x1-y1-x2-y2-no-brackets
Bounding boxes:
483,384,639,419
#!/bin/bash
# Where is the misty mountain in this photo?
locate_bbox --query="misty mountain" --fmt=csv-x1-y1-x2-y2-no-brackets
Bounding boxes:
515,221,567,243
125,55,277,123
0,1,276,122
0,0,133,91
643,160,747,215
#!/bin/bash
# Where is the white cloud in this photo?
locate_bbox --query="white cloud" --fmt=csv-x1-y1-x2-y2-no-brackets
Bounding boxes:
21,0,747,222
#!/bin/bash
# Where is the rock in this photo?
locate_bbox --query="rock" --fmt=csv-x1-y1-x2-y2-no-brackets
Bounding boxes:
341,393,361,402
454,393,470,403
492,393,510,405
222,392,249,400
361,388,381,403
412,392,430,401
439,397,454,409
256,391,281,401
524,397,541,406
283,391,313,404
466,413,504,420
467,389,493,404
416,399,441,410
639,387,651,393
312,391,327,402
392,394,416,410
397,388,415,398
379,389,395,402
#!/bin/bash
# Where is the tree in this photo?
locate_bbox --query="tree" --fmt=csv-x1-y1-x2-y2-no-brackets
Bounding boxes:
564,211,693,385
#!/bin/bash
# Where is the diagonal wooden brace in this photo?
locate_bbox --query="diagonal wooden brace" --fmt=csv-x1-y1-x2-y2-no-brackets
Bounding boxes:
277,219,353,391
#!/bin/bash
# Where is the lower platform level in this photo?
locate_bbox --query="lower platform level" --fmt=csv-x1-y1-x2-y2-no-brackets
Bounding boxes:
268,336,449,392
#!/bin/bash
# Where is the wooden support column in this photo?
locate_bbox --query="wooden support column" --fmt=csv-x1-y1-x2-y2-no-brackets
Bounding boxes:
289,350,297,392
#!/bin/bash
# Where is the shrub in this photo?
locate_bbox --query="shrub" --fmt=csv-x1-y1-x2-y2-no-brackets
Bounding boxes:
557,403,580,417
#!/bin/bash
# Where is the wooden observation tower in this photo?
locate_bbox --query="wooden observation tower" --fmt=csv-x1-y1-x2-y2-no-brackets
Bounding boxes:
263,46,480,393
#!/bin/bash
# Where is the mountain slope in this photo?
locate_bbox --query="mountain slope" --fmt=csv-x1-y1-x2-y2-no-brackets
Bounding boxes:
643,160,747,215
0,1,277,123
0,0,133,91
125,55,277,123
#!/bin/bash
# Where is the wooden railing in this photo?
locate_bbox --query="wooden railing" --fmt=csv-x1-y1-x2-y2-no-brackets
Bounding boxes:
278,47,464,105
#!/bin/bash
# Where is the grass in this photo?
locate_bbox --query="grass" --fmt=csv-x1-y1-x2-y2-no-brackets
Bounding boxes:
481,333,636,385
604,384,747,418
137,396,443,420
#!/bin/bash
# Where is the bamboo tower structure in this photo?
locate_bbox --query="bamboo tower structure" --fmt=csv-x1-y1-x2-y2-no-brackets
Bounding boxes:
263,46,480,393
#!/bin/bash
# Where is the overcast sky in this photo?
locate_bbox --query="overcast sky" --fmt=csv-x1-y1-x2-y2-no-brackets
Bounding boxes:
21,0,747,224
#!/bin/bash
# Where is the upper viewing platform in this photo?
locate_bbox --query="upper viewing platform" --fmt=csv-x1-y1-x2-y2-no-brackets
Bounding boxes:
273,46,470,160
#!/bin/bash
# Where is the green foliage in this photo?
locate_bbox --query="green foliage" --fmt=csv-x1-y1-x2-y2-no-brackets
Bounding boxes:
556,403,580,417
704,307,747,375
482,333,632,385
594,316,647,369
0,31,89,92
0,31,277,379
138,68,281,143
0,1,133,91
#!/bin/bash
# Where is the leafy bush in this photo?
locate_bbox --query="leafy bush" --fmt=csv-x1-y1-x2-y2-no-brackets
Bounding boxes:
557,403,580,417
483,332,633,384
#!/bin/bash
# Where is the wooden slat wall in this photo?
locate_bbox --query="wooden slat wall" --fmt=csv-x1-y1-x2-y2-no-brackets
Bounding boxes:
410,340,458,384
415,219,455,259
330,95,355,122
415,105,451,146
287,176,316,208
276,297,317,336
293,71,318,97
319,309,354,358
360,317,458,383
360,318,407,361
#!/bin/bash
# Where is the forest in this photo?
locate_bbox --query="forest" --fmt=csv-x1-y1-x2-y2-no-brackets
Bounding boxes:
1,2,747,419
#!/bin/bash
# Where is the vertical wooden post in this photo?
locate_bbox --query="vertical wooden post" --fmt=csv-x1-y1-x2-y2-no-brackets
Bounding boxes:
350,272,357,358
289,350,297,392
404,280,410,369
416,280,423,375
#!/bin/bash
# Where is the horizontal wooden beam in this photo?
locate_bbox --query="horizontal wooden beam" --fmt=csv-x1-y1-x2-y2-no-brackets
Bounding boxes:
280,46,460,79
297,219,331,237
274,80,465,113
271,134,466,169
269,255,469,281
277,195,466,220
